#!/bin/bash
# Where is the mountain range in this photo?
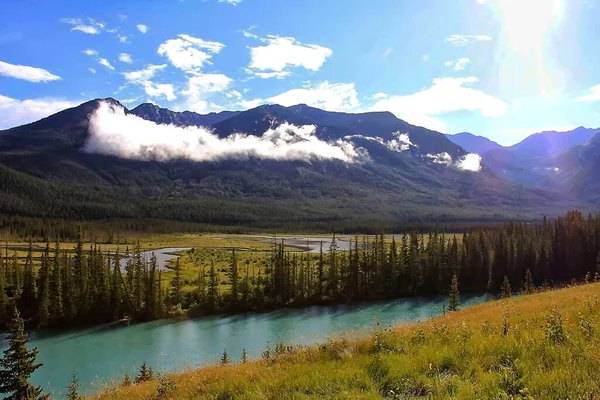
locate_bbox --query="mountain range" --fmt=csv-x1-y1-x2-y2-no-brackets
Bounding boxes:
446,127,600,200
0,98,592,230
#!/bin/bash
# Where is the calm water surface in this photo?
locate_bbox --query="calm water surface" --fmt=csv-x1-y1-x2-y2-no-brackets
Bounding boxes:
1,294,490,398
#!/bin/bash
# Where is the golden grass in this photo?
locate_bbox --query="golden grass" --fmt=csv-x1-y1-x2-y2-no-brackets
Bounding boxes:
90,283,600,399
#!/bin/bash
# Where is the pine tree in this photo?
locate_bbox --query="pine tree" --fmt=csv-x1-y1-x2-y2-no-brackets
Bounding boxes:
241,348,247,364
523,269,535,294
220,349,230,365
66,373,81,400
448,273,460,312
49,241,63,324
228,249,239,306
207,261,220,312
135,361,153,383
37,241,51,327
20,242,38,318
501,275,512,298
596,251,600,274
122,373,131,387
0,308,46,400
170,257,182,306
0,261,7,324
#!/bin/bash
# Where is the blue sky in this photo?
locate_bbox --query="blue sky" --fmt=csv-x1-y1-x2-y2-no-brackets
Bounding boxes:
0,0,599,145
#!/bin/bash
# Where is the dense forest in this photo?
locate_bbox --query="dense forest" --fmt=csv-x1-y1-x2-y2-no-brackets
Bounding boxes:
1,210,599,329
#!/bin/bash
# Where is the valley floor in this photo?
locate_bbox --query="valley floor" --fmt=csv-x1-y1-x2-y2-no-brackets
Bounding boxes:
90,282,600,399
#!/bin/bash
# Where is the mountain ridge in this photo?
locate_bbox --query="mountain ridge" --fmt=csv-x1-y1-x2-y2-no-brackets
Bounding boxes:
0,98,585,229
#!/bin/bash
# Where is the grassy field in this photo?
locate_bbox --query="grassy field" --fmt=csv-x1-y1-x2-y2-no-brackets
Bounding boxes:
90,283,600,399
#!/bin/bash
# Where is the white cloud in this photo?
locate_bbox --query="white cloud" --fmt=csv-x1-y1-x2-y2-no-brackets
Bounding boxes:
0,94,79,129
72,25,100,35
136,24,149,34
122,64,175,101
219,0,243,4
88,68,96,74
456,153,482,171
426,152,453,166
247,35,332,78
158,34,225,73
225,90,242,99
370,77,507,133
372,92,387,100
61,18,102,35
143,82,176,101
119,53,133,64
445,58,470,71
99,58,115,70
243,81,359,112
84,101,360,163
245,69,291,79
123,64,167,82
0,60,61,82
181,73,233,112
445,34,492,46
83,49,98,56
422,54,430,62
576,84,600,102
62,17,126,43
383,48,392,58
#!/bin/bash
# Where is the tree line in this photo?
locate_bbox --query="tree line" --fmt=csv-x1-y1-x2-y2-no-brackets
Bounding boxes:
1,210,600,329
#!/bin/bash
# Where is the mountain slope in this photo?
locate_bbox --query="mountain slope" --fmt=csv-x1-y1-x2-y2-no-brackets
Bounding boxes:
447,132,503,154
0,99,582,228
481,127,600,189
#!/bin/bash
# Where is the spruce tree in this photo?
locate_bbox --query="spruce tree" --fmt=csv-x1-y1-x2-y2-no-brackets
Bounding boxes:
135,361,153,383
0,262,7,324
207,261,220,312
170,257,182,306
122,373,131,387
501,275,512,298
66,373,81,400
37,242,51,327
241,348,247,364
220,349,230,365
523,269,535,294
49,241,63,324
228,249,239,306
20,242,37,318
0,308,46,400
448,273,460,312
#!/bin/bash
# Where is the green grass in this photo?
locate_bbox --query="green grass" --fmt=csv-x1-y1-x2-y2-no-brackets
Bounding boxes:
90,283,600,399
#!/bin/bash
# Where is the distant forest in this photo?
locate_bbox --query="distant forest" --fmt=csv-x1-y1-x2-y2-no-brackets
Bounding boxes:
1,210,599,329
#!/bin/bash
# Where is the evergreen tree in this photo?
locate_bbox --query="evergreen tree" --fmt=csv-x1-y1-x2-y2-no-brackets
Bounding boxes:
66,373,81,400
501,275,512,298
0,308,46,400
0,261,7,324
135,361,153,383
228,249,239,306
207,261,220,312
523,269,535,294
220,349,230,365
596,251,600,274
20,242,37,318
241,348,247,364
448,273,460,312
37,242,51,327
49,241,63,324
122,373,131,387
170,257,182,305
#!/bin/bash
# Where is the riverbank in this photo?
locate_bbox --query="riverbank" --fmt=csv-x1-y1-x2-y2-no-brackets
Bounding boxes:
90,283,600,399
